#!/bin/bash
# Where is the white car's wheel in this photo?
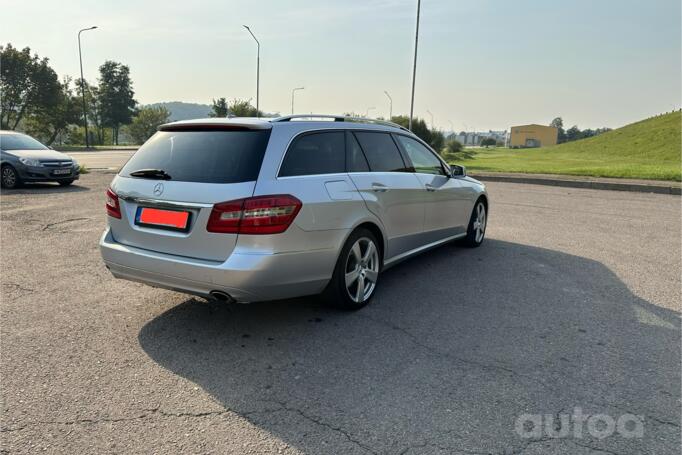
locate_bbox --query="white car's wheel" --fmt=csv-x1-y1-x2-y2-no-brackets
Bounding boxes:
463,199,487,247
324,228,380,310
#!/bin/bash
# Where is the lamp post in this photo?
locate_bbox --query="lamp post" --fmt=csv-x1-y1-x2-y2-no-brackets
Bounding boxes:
78,26,97,148
384,91,393,120
408,0,421,131
365,107,375,118
291,87,304,114
243,25,260,117
426,109,434,129
448,119,454,133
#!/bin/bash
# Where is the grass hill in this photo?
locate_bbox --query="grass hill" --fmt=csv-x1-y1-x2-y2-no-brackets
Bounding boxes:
457,111,681,181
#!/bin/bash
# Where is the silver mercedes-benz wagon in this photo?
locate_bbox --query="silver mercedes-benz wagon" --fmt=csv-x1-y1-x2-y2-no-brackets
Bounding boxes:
100,115,488,309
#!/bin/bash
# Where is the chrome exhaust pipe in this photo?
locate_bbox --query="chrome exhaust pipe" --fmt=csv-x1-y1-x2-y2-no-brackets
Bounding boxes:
209,290,233,302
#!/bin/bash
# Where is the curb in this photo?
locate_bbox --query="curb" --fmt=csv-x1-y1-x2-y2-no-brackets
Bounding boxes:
471,173,681,196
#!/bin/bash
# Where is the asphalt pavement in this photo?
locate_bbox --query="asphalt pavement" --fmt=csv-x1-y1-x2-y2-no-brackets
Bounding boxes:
68,150,135,170
1,173,680,454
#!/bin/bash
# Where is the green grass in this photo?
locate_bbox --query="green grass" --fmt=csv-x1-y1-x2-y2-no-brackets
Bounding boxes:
449,111,681,181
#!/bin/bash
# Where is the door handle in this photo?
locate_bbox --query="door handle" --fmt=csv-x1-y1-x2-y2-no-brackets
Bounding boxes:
425,184,436,192
371,183,389,192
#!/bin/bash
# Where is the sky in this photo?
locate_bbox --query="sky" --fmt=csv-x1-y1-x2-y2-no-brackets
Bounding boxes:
2,0,681,131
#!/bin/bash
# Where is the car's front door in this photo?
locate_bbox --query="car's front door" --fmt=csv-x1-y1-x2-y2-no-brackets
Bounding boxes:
393,134,470,241
346,131,427,260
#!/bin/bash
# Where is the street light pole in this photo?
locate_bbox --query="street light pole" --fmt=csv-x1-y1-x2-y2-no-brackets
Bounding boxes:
78,26,97,148
243,25,260,117
426,109,434,129
408,0,421,131
365,107,375,118
291,87,304,114
384,91,393,120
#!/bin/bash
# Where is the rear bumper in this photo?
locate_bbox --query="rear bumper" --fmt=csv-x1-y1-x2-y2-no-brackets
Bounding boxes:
99,228,339,302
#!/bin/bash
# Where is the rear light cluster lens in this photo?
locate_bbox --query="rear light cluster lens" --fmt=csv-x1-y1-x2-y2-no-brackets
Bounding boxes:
207,195,302,234
106,188,122,219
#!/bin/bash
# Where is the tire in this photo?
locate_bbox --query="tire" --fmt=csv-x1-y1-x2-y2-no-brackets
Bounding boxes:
1,165,21,189
462,199,487,247
323,228,381,310
58,180,74,186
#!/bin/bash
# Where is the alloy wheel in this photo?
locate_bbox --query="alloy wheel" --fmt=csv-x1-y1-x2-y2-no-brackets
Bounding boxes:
344,237,379,303
472,203,486,243
2,167,17,188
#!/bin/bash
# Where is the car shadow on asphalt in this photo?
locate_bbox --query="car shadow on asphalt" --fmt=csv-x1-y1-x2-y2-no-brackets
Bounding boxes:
2,182,90,194
138,239,680,454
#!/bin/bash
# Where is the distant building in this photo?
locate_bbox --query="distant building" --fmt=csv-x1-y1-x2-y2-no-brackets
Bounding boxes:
451,130,508,146
509,124,558,148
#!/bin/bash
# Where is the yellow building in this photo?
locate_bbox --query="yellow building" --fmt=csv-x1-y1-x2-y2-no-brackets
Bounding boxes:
509,124,558,148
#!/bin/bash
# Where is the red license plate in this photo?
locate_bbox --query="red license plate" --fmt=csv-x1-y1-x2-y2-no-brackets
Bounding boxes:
137,207,190,231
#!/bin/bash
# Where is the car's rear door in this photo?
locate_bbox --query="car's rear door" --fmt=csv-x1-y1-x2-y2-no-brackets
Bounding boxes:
393,134,470,240
346,131,426,260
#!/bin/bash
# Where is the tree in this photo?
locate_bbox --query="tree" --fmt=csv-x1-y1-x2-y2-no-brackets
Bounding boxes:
97,61,136,145
228,98,261,117
565,125,581,142
550,117,567,143
209,98,229,117
128,106,171,144
25,77,81,145
389,115,443,151
481,137,497,147
0,43,62,130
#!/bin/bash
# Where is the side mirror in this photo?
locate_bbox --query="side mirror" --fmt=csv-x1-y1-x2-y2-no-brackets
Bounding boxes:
450,164,466,178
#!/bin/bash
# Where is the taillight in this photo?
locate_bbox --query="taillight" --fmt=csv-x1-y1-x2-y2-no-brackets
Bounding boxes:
106,188,121,219
207,195,302,234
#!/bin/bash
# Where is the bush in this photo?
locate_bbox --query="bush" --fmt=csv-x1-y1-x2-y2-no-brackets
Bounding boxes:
441,138,476,162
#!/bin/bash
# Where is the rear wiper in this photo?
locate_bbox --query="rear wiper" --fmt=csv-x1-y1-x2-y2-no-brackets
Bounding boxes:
129,169,172,180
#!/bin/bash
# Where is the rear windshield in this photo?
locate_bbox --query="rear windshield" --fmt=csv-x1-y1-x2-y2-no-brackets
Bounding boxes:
119,130,271,183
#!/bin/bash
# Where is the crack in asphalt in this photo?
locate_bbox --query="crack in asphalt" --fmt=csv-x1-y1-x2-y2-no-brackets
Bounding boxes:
359,313,548,387
41,217,90,231
1,407,234,433
244,400,379,455
1,283,35,294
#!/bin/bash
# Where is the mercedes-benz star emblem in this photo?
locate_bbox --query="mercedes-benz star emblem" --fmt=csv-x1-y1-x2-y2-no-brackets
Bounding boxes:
153,183,164,196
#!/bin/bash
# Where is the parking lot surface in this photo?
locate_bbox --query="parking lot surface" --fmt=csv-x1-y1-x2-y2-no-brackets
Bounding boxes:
1,173,680,454
68,150,135,170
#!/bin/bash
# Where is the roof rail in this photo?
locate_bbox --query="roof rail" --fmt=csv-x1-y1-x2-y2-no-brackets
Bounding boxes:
271,114,410,132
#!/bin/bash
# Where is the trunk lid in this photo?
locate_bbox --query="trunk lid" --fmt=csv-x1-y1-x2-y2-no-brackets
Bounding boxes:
107,125,271,262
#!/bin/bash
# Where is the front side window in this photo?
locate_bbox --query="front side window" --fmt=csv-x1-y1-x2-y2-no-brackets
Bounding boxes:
353,132,408,173
395,135,445,176
279,131,345,177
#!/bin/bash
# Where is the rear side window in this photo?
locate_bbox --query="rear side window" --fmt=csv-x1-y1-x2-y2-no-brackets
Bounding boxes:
353,132,408,173
346,132,369,172
120,130,270,183
279,131,345,177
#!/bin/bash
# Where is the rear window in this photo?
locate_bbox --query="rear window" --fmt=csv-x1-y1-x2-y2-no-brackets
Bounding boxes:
279,131,345,177
120,130,270,183
353,132,409,173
